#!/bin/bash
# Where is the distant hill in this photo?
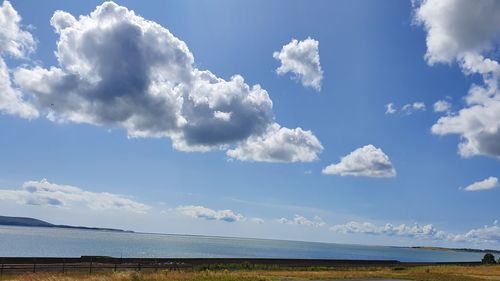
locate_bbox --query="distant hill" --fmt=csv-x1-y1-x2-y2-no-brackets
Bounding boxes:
0,216,53,227
0,215,133,232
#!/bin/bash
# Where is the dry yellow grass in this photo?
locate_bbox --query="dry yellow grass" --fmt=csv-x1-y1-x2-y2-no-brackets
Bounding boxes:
3,265,500,281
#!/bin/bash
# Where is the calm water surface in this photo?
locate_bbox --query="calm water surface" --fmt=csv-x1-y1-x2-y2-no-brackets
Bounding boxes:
0,226,484,262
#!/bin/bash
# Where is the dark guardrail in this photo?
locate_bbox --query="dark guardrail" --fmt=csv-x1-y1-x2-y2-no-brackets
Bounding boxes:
0,256,482,277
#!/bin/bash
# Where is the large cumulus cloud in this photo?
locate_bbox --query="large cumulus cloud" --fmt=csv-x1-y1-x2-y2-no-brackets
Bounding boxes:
414,0,500,65
0,0,38,119
13,1,322,161
414,0,500,158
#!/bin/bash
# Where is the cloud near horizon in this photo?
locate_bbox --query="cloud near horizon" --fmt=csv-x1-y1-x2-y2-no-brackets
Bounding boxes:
273,37,323,91
3,1,322,163
415,0,500,158
330,220,500,244
322,144,396,178
0,179,151,213
176,205,244,222
453,222,500,244
330,221,448,240
277,215,326,227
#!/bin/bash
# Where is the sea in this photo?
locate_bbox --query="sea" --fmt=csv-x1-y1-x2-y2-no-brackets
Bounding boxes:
0,225,485,262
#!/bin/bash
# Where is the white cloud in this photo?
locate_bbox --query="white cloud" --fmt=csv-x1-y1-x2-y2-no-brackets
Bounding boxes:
273,37,323,91
402,102,426,115
0,0,38,119
430,56,500,157
330,221,448,240
463,176,499,191
385,103,396,114
453,222,500,244
331,221,379,235
277,215,325,227
384,102,426,115
176,205,244,222
322,144,396,178
213,111,232,121
250,217,264,224
431,71,500,157
411,102,425,110
414,0,500,65
226,124,323,163
331,219,500,245
0,179,150,213
0,1,35,57
13,1,320,162
415,0,500,158
433,100,452,113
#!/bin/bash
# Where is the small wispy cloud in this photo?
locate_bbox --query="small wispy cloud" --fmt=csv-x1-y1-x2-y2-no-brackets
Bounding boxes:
433,100,452,113
384,102,426,115
402,102,426,115
250,217,264,224
385,103,396,114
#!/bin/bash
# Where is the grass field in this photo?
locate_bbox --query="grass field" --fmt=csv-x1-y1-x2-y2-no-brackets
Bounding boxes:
3,265,500,281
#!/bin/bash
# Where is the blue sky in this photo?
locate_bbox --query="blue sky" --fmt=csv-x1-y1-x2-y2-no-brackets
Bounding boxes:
1,0,499,248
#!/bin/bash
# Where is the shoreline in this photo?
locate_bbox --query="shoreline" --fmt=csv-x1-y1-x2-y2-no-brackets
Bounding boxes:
411,246,500,254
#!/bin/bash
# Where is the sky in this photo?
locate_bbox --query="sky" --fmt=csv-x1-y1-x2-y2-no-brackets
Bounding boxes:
0,0,500,249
